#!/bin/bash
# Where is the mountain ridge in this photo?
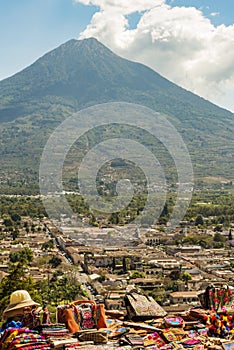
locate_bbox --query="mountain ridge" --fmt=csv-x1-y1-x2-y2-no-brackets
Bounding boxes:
1,38,232,117
0,37,233,193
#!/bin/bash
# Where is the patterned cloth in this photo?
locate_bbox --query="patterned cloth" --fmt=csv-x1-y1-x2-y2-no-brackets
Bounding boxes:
0,328,37,350
76,330,108,344
57,301,106,332
41,329,70,337
64,346,131,350
13,346,50,349
0,328,50,350
208,286,233,312
124,291,167,320
73,303,97,330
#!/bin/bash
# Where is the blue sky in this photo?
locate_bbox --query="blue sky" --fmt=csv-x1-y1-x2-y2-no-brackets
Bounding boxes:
0,0,97,79
167,0,234,26
0,0,233,111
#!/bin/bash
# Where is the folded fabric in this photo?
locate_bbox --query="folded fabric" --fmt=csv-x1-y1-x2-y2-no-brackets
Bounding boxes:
9,337,47,349
108,327,130,339
50,338,80,348
161,328,177,343
63,342,94,349
41,329,70,336
164,317,184,328
12,345,50,350
0,327,51,350
181,338,201,348
76,330,108,344
123,333,144,346
169,327,187,341
143,331,166,348
1,328,38,350
124,291,167,321
67,346,132,350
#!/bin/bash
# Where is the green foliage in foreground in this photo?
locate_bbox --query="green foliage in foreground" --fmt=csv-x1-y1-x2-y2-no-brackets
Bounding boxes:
0,261,86,317
0,262,40,316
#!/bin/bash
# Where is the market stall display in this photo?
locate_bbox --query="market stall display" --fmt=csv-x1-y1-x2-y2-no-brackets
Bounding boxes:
2,288,234,349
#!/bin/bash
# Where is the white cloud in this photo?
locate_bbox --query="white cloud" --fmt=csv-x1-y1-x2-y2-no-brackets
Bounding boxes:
210,12,220,17
76,0,234,111
76,0,164,14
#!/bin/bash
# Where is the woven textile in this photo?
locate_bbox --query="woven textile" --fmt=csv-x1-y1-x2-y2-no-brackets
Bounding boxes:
76,330,108,344
73,302,96,330
41,329,70,337
12,345,50,349
0,328,37,350
64,346,131,350
8,334,47,349
56,301,107,333
198,285,234,312
164,316,184,328
124,291,167,320
0,328,50,350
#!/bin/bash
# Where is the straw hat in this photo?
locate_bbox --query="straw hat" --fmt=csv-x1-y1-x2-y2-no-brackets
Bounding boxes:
3,290,40,319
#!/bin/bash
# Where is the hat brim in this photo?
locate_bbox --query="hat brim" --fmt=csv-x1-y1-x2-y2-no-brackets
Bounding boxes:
3,299,40,316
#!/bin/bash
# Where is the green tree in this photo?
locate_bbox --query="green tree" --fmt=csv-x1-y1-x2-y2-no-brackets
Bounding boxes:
169,269,181,281
109,212,119,225
195,215,204,226
214,224,223,232
12,229,19,240
0,262,41,315
130,271,146,279
49,256,62,268
3,217,13,227
42,239,54,251
36,269,85,305
181,272,192,284
213,232,225,242
11,213,21,222
9,247,33,264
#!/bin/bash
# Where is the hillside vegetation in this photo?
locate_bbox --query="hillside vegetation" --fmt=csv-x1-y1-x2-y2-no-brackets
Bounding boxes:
0,38,233,194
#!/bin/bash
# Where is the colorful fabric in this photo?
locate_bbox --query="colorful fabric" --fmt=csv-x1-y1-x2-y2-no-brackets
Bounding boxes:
57,301,106,332
0,329,37,350
65,346,132,350
162,329,177,343
124,291,167,320
0,328,50,350
144,332,166,347
164,317,184,327
76,330,108,344
200,285,234,312
8,336,47,348
41,329,69,336
209,286,233,312
73,302,97,330
182,338,201,348
1,320,22,331
13,345,50,349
